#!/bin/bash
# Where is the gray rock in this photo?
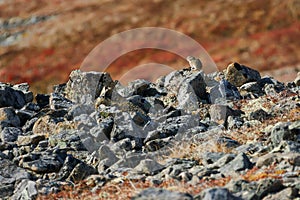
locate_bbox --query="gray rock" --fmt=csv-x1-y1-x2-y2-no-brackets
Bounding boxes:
16,108,36,126
220,153,253,174
272,140,300,153
65,70,114,104
49,92,74,110
132,111,151,126
97,145,119,172
217,136,240,149
255,178,284,199
48,130,85,150
134,159,165,175
225,62,261,87
0,184,14,199
90,117,114,141
144,137,172,152
56,155,80,181
111,111,148,141
210,80,241,103
202,152,226,165
208,154,236,169
263,187,298,200
1,159,30,178
0,127,22,142
127,95,152,113
11,179,38,200
209,104,242,124
0,107,21,128
294,72,300,86
67,104,95,120
270,122,299,146
177,71,207,110
98,145,117,160
226,179,258,200
132,188,193,200
195,187,241,200
0,84,27,109
163,70,185,92
67,162,97,182
110,153,146,170
258,77,285,94
240,81,263,98
117,79,159,97
17,134,45,146
13,83,33,103
22,154,63,173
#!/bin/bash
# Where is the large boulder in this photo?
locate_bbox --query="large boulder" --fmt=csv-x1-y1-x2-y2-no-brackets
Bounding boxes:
65,70,114,104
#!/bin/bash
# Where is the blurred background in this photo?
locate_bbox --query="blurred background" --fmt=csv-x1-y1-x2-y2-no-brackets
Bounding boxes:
0,0,299,93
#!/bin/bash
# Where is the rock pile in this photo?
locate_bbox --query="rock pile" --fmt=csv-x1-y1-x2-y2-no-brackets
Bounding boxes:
0,62,299,199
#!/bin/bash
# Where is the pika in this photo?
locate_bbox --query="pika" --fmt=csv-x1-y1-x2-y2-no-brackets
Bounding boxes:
186,56,202,71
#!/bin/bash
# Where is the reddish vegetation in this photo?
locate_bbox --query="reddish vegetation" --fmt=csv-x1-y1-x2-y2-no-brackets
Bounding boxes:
0,0,299,93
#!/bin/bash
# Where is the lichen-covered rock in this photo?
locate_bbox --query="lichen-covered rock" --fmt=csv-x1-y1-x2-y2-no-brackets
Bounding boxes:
225,62,261,87
65,70,114,104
